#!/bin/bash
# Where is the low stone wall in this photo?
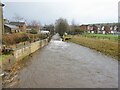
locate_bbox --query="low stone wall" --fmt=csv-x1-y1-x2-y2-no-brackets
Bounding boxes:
14,44,31,61
2,38,49,70
14,38,49,60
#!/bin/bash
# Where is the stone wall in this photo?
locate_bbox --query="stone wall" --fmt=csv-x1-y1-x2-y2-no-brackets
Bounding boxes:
14,38,49,60
30,41,40,54
2,38,49,70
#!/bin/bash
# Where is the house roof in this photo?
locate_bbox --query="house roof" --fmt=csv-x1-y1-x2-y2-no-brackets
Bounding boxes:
5,24,19,29
9,22,25,26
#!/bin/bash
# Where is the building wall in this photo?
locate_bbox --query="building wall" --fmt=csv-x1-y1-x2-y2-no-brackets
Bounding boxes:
80,25,88,31
93,25,98,34
2,38,49,70
19,24,26,32
4,25,19,33
4,26,12,33
104,25,110,34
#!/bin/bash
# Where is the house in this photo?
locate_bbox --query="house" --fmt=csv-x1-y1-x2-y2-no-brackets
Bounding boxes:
104,25,111,34
96,24,110,34
87,24,115,34
92,25,98,34
79,25,88,32
97,23,118,34
4,19,9,24
26,28,32,33
42,25,55,35
100,25,106,34
4,24,20,34
40,30,50,35
80,23,119,34
95,24,102,34
87,25,93,33
40,26,51,34
110,24,118,34
40,26,48,31
9,22,26,32
87,24,106,34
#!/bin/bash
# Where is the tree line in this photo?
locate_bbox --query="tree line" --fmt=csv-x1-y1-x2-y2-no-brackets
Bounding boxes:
11,14,84,36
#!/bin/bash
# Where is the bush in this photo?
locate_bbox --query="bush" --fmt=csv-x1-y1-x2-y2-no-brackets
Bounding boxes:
29,29,38,34
39,34,48,39
3,33,32,45
3,33,49,45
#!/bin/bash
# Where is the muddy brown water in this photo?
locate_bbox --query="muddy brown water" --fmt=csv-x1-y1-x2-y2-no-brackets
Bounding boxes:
12,34,118,88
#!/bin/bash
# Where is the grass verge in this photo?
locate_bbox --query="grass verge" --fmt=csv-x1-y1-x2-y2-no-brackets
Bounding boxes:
66,35,119,60
0,55,11,61
83,34,118,41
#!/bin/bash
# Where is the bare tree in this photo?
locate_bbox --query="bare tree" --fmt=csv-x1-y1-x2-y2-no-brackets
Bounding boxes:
28,20,41,34
30,20,41,27
55,18,69,36
13,13,24,22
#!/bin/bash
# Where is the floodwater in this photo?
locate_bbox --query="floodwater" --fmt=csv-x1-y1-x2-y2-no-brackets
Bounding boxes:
14,34,118,88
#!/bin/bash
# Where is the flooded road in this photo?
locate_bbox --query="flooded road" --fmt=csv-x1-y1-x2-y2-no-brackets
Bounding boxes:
15,34,118,88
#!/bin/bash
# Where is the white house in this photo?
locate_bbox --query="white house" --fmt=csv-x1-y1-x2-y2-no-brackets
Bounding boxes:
110,25,118,34
40,30,50,34
87,25,93,33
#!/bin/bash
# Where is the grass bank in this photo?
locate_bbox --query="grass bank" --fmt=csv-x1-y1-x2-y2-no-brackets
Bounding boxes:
82,34,119,41
65,35,119,60
0,55,11,61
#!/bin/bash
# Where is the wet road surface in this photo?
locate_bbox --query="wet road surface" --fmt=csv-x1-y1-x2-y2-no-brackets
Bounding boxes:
15,34,118,88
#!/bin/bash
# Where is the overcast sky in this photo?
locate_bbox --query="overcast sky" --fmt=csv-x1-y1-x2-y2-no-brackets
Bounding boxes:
1,0,120,25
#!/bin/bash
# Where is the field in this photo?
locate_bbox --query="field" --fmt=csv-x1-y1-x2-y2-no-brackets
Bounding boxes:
65,34,119,60
82,34,119,41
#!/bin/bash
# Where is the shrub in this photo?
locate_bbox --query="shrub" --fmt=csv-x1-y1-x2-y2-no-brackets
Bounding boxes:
29,29,38,34
3,33,48,45
3,33,31,45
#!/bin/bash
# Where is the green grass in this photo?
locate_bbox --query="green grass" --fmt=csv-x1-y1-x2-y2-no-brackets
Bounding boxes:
83,34,118,41
0,55,11,61
65,35,119,60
